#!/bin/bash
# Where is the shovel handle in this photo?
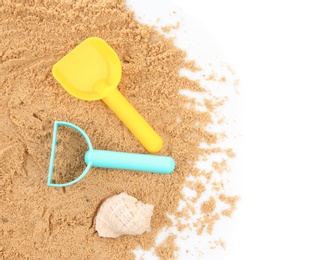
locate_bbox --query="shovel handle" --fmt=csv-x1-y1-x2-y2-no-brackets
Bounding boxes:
102,89,163,153
84,150,175,174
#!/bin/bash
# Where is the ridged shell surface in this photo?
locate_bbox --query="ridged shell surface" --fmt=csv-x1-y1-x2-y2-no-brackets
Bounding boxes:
95,192,154,238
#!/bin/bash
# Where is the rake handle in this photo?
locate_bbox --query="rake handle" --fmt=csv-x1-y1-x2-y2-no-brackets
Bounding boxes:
84,150,175,174
102,89,163,153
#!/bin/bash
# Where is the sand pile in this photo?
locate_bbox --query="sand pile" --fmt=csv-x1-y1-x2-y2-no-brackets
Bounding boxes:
0,0,237,259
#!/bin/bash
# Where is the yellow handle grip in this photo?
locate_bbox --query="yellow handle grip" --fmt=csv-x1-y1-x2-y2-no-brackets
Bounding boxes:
102,89,163,153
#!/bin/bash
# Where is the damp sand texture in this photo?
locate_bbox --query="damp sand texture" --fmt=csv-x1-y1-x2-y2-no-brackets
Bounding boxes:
0,1,237,259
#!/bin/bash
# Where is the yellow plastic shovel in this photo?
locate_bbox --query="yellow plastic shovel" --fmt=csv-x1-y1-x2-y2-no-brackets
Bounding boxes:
52,37,163,153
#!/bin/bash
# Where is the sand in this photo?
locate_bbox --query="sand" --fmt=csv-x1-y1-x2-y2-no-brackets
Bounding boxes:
0,0,237,259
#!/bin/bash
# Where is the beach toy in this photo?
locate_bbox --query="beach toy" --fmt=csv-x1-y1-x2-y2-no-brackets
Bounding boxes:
47,121,175,187
52,37,163,153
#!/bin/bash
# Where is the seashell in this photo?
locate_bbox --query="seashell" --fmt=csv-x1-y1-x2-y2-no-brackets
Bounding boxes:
95,192,154,238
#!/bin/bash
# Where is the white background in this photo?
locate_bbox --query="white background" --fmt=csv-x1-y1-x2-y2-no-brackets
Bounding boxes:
129,0,311,259
169,1,311,259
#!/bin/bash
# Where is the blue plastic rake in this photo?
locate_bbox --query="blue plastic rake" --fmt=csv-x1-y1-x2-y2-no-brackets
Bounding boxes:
47,121,175,187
